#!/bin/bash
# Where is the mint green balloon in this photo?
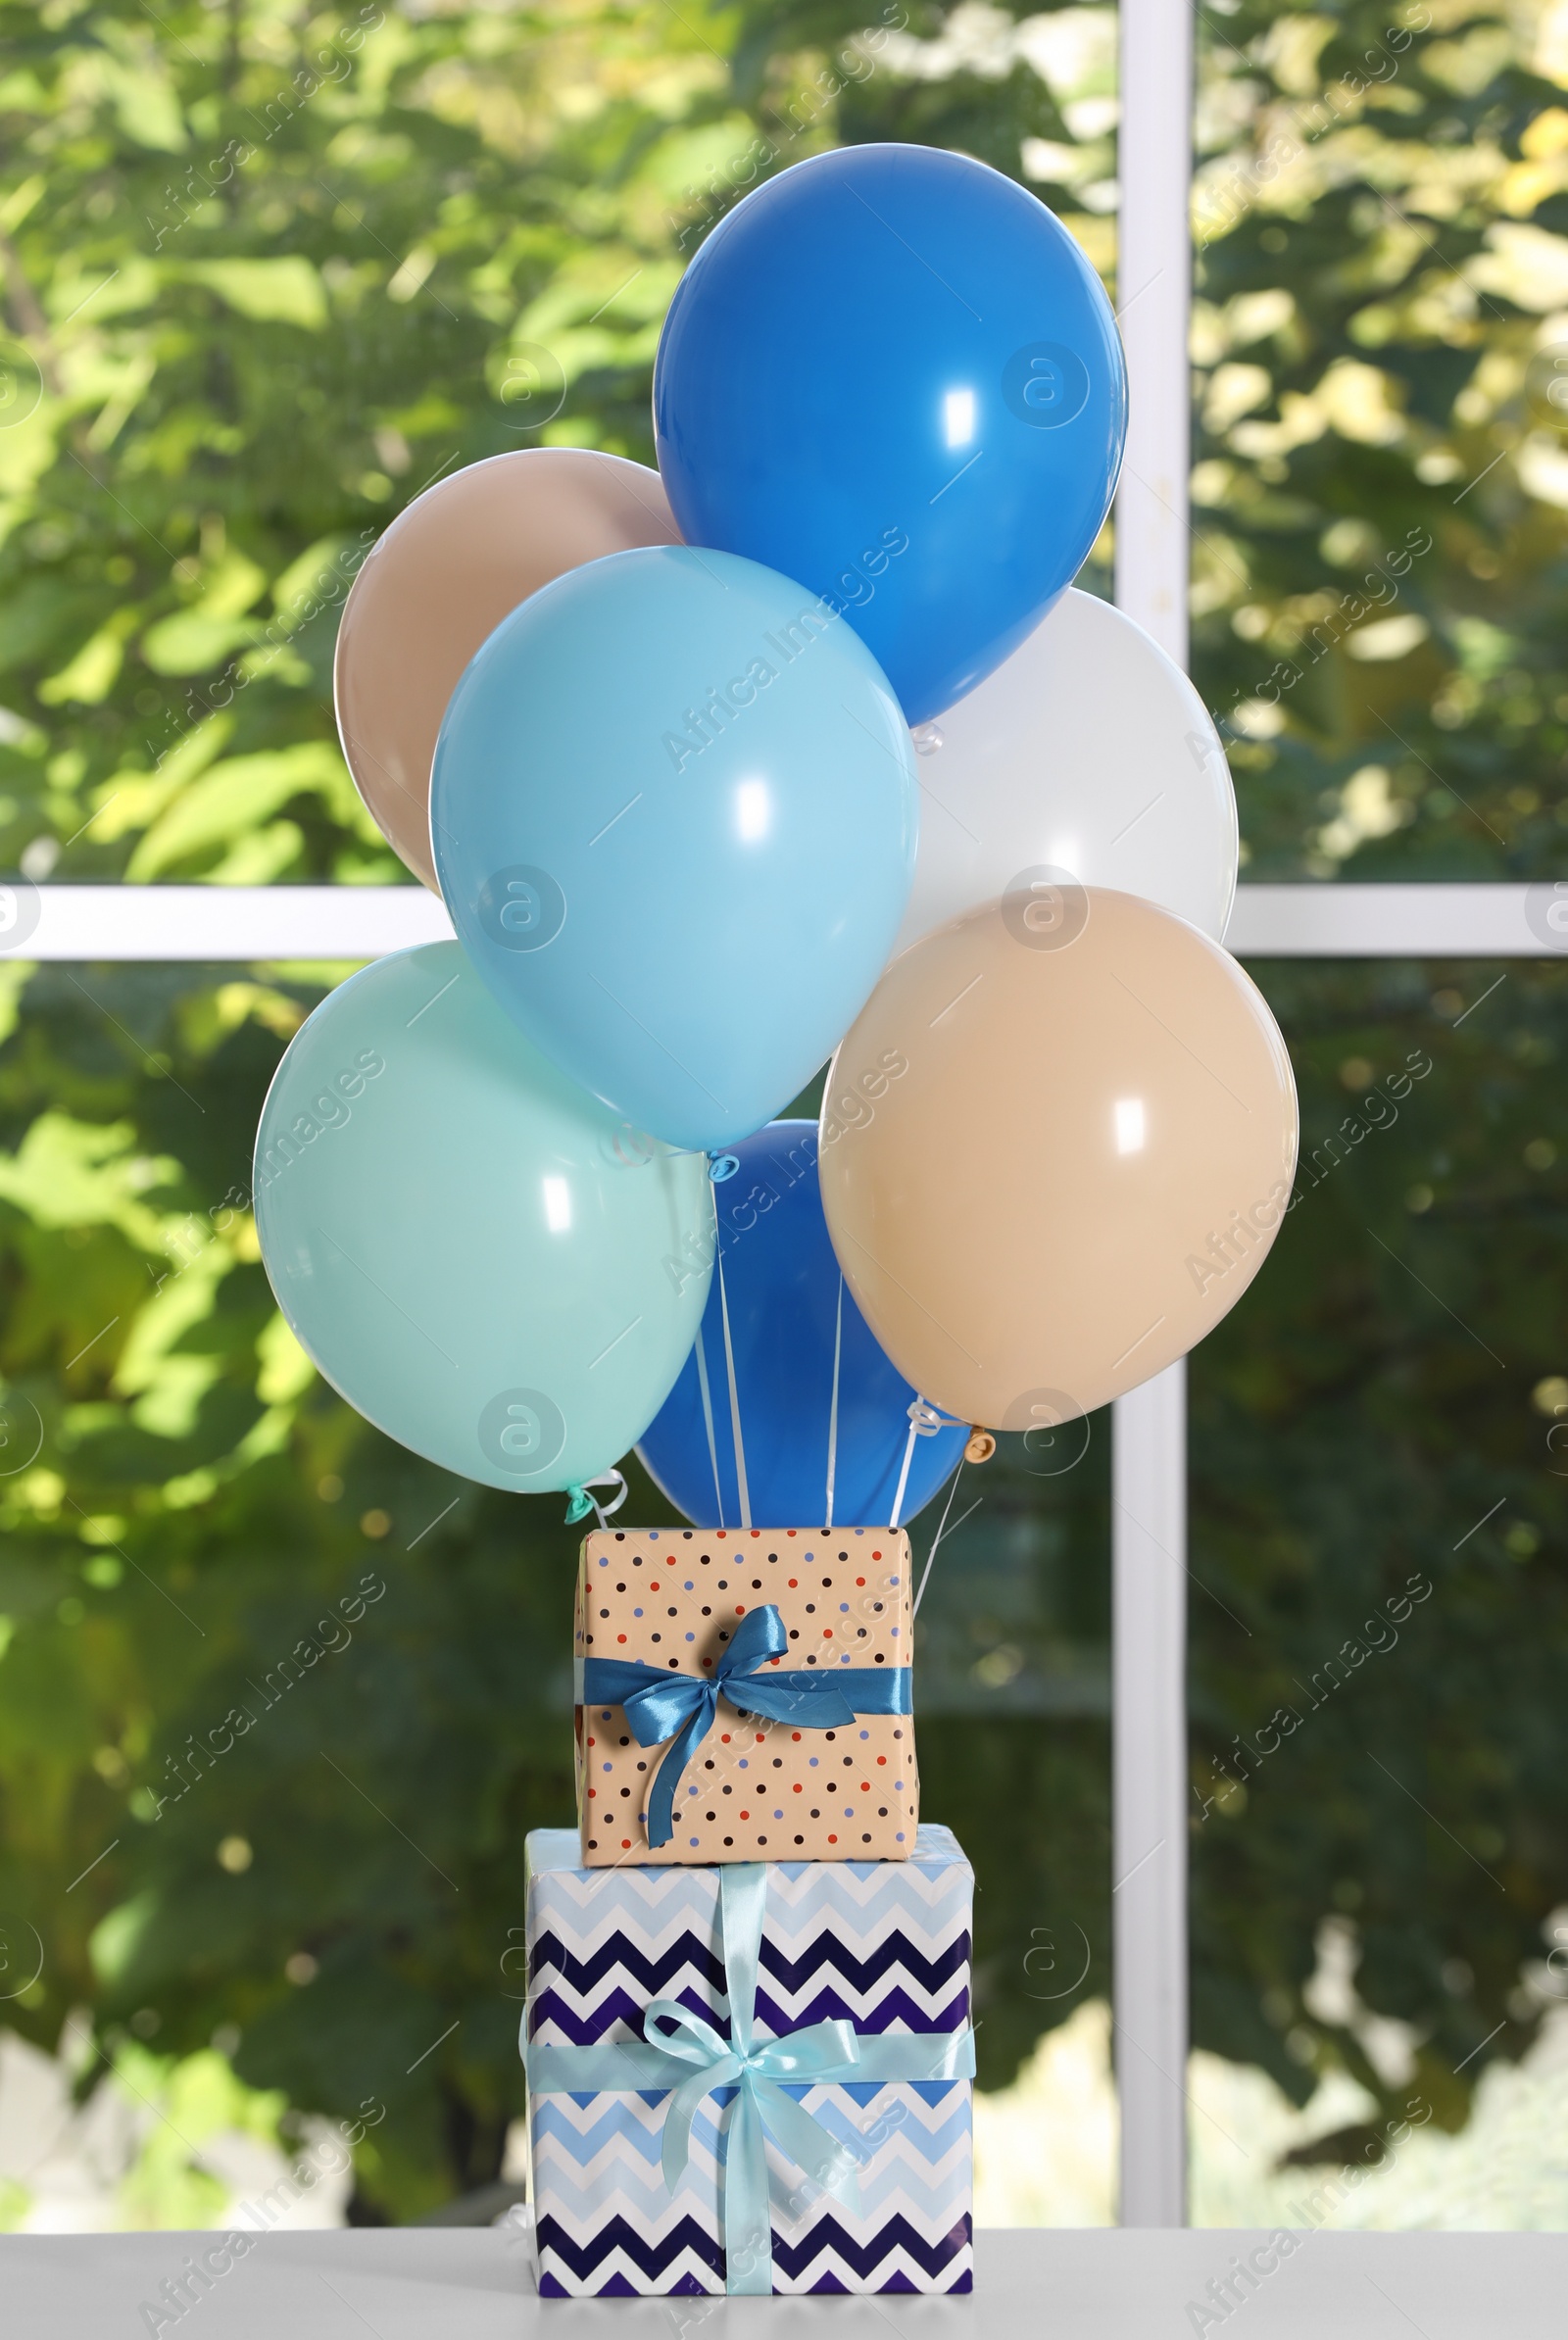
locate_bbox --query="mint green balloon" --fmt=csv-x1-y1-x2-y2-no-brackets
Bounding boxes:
254,943,713,1493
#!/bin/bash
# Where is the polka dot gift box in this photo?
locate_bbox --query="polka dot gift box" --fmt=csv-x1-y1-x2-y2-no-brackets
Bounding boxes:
573,1527,918,1866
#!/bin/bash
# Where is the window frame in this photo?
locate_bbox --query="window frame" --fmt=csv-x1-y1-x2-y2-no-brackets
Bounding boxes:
10,0,1560,2233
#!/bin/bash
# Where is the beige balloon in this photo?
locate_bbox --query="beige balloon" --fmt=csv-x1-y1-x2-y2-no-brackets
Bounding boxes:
334,450,681,890
817,886,1298,1431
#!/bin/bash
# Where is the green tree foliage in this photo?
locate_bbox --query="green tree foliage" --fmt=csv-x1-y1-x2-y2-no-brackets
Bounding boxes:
1191,0,1568,875
1180,0,1568,2135
0,0,1564,2218
1191,953,1568,2130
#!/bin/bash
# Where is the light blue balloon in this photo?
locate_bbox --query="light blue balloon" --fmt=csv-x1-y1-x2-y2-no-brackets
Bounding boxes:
253,942,713,1495
429,545,918,1154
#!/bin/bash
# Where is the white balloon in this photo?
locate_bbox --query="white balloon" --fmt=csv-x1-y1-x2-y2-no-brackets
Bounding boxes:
893,588,1238,954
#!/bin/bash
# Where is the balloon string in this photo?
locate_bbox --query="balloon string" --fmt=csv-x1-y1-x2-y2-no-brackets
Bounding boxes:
593,1470,628,1525
889,1408,919,1533
716,1243,752,1532
693,1323,724,1531
889,1398,965,1534
912,1460,965,1620
824,1276,844,1531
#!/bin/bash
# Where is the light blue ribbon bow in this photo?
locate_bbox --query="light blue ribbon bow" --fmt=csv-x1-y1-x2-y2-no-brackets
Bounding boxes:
523,1861,975,2295
581,1602,909,1847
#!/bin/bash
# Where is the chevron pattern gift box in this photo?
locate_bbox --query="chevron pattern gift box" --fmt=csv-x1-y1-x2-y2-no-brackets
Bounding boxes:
521,1823,974,2295
573,1526,918,1866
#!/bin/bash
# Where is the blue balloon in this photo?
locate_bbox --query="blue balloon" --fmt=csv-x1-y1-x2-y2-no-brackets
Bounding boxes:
430,546,917,1154
637,1122,967,1528
654,146,1127,727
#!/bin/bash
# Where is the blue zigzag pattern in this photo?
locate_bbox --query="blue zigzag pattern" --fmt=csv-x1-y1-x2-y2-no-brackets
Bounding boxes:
527,1926,970,2005
538,2214,723,2289
772,2212,973,2289
527,1929,727,1999
524,1824,973,2294
529,1980,964,2046
536,2211,972,2294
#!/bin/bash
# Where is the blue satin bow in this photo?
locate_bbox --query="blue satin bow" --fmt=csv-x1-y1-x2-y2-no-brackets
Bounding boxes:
582,1603,865,1846
523,1860,975,2294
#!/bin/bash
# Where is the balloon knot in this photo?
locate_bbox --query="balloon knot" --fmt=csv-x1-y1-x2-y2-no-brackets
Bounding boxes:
564,1471,628,1529
708,1153,740,1183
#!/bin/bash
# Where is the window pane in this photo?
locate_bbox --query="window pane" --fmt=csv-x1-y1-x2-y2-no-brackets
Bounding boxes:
0,0,1120,890
1193,8,1568,880
1189,954,1568,2228
916,1413,1111,2119
0,962,1113,2225
0,961,574,2221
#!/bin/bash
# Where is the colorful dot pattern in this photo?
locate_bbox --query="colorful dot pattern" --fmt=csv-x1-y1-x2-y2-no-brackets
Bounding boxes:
573,1526,919,1868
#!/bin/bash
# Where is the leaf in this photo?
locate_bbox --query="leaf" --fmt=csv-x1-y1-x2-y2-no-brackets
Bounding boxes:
89,715,237,844
90,1891,160,1986
101,60,187,155
0,1114,174,1247
206,819,306,885
0,580,88,676
49,258,161,327
139,612,263,678
256,1312,315,1405
37,624,128,707
116,1235,236,1439
124,745,352,880
195,554,269,625
179,260,328,330
140,555,267,678
270,536,366,626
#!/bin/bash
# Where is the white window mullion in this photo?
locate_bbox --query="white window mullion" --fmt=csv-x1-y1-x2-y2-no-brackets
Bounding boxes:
1113,0,1196,2230
2,883,1555,963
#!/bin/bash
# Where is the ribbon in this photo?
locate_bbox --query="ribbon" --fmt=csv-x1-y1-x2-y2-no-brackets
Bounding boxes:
913,1458,970,1619
824,1274,844,1531
715,1243,751,1531
693,1324,724,1527
523,1861,975,2294
564,1471,628,1528
581,1604,910,1847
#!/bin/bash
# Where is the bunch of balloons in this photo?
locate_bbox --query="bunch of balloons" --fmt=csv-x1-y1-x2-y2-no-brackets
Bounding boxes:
255,144,1298,1526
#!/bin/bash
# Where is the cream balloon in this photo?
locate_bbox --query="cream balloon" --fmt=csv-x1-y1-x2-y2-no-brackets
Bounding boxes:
894,589,1237,955
819,888,1298,1430
334,450,680,890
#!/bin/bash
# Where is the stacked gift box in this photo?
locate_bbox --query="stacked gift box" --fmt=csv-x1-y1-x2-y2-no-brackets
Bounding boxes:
520,1526,976,2296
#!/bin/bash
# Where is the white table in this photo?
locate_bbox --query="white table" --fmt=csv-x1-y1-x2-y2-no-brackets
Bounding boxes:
2,2225,1563,2337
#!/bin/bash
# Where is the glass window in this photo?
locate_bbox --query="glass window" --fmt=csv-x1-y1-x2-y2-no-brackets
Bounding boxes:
1189,954,1568,2226
915,1418,1111,2095
1193,7,1568,881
